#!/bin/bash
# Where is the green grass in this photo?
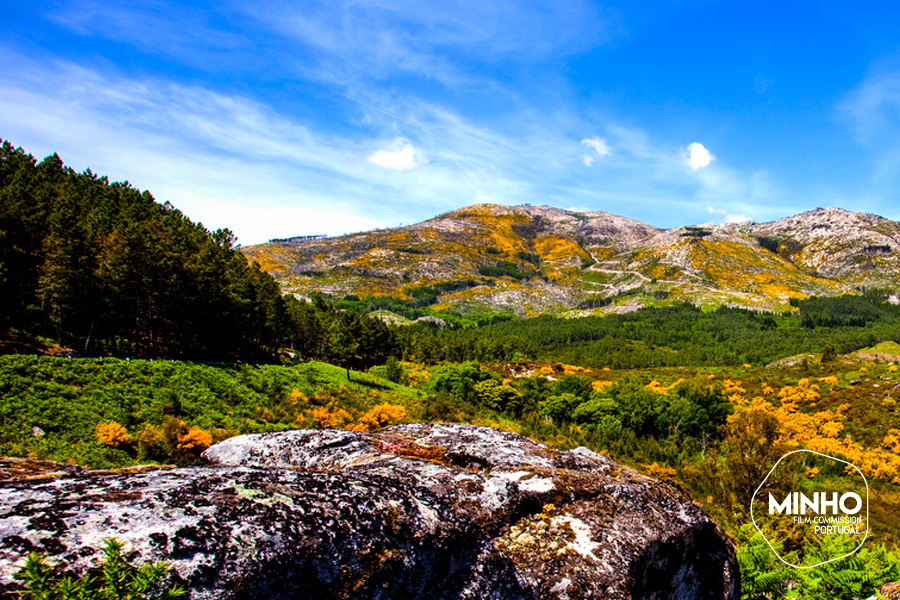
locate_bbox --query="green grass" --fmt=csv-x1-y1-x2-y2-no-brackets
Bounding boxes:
580,271,614,284
853,340,900,356
0,356,424,468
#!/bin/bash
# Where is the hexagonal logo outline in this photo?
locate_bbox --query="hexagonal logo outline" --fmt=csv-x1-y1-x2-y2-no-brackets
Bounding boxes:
750,449,869,569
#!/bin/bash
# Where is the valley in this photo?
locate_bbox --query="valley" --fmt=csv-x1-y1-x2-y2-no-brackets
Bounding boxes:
3,142,900,599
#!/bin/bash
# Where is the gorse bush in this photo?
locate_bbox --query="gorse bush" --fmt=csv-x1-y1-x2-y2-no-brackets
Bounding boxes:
95,421,130,448
175,427,213,456
353,403,407,432
15,538,187,600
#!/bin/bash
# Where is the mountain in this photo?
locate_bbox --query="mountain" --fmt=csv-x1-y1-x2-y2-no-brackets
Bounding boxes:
244,204,900,317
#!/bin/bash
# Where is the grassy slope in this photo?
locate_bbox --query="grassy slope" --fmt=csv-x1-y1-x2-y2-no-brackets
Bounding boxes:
3,352,900,596
0,356,424,468
2,353,898,537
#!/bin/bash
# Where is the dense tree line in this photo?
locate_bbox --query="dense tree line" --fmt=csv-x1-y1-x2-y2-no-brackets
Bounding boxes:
798,292,900,328
0,141,396,364
398,299,900,367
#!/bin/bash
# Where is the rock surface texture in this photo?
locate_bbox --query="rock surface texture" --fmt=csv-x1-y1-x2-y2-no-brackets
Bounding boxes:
0,423,738,599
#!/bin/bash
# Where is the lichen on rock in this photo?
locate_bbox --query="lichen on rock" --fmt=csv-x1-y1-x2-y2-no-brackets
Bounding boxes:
0,424,737,599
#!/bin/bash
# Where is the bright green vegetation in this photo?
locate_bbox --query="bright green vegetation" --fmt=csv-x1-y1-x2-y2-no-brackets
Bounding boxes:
397,293,900,367
853,340,900,356
16,539,186,600
4,140,900,597
738,525,900,599
0,355,423,468
4,353,900,598
580,270,614,284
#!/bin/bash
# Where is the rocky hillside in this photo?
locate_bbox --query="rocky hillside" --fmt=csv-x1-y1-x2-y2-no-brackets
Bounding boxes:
0,424,738,599
243,204,900,316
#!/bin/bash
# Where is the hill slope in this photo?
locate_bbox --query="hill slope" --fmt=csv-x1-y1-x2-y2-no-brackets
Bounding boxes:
244,204,900,315
0,140,397,364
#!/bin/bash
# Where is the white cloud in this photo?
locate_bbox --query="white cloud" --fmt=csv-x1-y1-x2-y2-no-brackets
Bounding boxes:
0,45,795,243
581,136,611,158
367,138,427,170
683,142,716,170
705,207,753,224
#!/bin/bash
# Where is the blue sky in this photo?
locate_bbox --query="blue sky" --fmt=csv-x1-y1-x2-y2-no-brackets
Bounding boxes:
4,1,900,244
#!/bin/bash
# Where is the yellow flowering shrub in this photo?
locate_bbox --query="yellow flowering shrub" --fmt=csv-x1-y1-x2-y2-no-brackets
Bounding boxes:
311,405,352,429
96,421,130,448
176,427,213,453
353,404,407,432
642,462,677,479
591,380,614,393
645,378,685,395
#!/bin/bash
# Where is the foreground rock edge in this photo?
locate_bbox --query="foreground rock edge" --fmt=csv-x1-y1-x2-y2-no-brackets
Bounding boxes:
0,423,738,600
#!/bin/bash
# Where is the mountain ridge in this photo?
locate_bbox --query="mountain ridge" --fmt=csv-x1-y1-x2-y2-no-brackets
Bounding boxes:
243,203,900,316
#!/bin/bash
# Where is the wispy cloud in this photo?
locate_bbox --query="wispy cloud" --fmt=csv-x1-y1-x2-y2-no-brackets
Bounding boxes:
244,0,615,70
0,54,394,243
6,0,897,243
581,136,611,166
840,64,900,186
0,0,800,241
0,50,608,240
841,68,900,143
45,1,257,71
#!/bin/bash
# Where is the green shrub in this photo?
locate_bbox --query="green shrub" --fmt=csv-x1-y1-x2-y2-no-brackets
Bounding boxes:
383,356,406,384
736,524,900,599
424,361,490,402
472,379,523,413
15,538,187,599
538,393,581,424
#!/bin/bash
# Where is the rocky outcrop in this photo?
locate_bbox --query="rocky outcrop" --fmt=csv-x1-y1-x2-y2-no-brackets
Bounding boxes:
244,203,900,313
0,423,738,599
750,207,900,283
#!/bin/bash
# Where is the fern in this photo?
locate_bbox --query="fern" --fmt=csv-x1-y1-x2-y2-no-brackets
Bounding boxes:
737,526,900,600
14,538,187,600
